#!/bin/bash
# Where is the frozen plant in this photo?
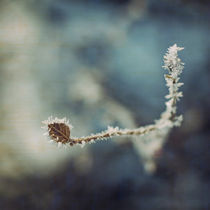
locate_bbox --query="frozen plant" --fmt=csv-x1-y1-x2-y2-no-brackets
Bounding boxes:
42,44,184,156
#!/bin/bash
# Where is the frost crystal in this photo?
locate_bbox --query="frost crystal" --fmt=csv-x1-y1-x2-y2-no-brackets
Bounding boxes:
163,44,184,78
156,48,183,132
80,141,86,148
107,126,119,133
42,116,73,130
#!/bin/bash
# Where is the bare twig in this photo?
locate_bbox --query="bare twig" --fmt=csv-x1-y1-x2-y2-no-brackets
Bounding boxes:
42,44,184,148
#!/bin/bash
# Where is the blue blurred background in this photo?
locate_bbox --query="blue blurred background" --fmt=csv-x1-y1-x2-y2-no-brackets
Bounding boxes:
0,0,209,209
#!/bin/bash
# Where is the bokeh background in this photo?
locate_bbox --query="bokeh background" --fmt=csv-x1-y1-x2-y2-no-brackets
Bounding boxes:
0,0,209,209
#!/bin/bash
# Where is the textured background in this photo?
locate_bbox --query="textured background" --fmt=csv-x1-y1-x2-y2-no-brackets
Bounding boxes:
0,0,209,209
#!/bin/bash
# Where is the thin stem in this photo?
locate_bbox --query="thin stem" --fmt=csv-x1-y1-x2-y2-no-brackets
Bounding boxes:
70,125,156,145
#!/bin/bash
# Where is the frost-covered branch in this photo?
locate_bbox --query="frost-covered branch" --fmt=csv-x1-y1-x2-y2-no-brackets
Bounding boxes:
42,44,184,149
156,44,184,127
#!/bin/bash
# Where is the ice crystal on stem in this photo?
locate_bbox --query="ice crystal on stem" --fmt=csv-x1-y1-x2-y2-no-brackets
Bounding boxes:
160,44,184,125
42,44,184,152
